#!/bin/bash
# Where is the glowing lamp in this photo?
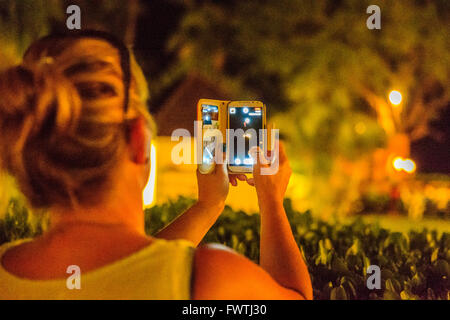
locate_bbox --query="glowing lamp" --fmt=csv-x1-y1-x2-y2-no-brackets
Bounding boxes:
389,90,402,105
403,159,416,173
392,156,416,174
393,157,404,171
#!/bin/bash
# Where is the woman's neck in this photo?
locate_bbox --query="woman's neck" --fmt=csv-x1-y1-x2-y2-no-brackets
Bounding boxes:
49,184,146,236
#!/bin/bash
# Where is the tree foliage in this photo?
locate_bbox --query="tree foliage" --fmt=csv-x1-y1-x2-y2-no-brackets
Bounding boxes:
0,0,63,69
169,0,450,153
0,0,140,71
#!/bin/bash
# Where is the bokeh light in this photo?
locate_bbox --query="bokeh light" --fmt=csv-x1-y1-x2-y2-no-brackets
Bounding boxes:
392,156,416,173
389,90,402,105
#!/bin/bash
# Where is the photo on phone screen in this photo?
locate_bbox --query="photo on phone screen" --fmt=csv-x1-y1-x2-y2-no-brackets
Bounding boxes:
228,105,264,171
201,104,219,166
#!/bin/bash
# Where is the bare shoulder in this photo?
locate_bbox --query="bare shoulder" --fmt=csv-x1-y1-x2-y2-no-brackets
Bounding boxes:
1,240,48,278
192,243,305,300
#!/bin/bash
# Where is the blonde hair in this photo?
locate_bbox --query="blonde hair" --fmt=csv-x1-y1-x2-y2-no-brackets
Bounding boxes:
0,33,155,208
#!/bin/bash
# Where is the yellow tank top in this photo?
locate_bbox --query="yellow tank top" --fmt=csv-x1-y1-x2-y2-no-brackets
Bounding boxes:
0,238,195,300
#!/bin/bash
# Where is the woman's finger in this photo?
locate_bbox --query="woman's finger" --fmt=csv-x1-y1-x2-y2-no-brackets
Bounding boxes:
249,146,261,164
229,175,238,186
277,140,287,164
213,144,227,175
250,146,270,175
246,177,255,186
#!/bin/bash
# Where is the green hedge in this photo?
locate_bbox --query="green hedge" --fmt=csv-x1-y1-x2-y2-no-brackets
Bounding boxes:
1,197,449,300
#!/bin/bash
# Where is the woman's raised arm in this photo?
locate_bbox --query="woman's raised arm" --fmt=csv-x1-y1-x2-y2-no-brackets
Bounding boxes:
192,141,312,299
252,141,313,299
155,157,247,246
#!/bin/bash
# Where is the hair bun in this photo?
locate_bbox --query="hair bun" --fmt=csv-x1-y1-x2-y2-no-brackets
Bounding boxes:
0,63,82,202
1,62,83,139
0,66,35,117
0,34,153,209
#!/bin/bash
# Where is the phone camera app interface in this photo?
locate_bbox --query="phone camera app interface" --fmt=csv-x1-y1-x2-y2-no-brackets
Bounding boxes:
229,106,263,167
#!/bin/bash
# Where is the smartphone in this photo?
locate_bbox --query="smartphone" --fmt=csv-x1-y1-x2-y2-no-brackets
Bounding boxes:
197,99,228,174
227,101,266,173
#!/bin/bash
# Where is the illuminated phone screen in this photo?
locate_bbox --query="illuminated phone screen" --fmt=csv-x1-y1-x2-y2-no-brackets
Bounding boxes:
201,104,219,127
201,104,219,165
228,106,263,168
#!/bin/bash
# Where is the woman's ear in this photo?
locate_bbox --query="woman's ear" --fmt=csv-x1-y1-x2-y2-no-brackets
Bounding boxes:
128,117,151,165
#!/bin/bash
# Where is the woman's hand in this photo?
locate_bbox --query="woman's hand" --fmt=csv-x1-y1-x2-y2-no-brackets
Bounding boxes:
196,159,247,209
156,158,234,246
248,140,291,207
196,161,228,209
155,156,248,246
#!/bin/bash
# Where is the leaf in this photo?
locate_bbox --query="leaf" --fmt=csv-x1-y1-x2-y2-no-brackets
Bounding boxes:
324,238,333,250
433,259,450,278
330,286,348,300
383,290,401,300
316,239,329,265
340,277,357,298
385,278,402,294
400,290,419,300
431,248,439,263
245,228,253,241
331,256,348,273
363,256,371,275
346,238,361,257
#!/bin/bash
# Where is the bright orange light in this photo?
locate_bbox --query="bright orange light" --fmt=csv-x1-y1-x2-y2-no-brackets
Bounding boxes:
392,156,416,173
389,90,402,105
143,143,157,207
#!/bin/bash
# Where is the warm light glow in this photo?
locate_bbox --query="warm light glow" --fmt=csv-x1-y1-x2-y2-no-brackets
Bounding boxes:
389,90,402,105
393,157,403,171
392,156,416,173
403,159,416,173
143,143,157,207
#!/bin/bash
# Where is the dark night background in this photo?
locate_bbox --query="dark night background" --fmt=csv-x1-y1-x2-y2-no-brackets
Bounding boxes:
134,0,449,174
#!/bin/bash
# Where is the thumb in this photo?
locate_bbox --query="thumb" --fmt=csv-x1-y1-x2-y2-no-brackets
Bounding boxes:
249,146,263,176
214,143,227,175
